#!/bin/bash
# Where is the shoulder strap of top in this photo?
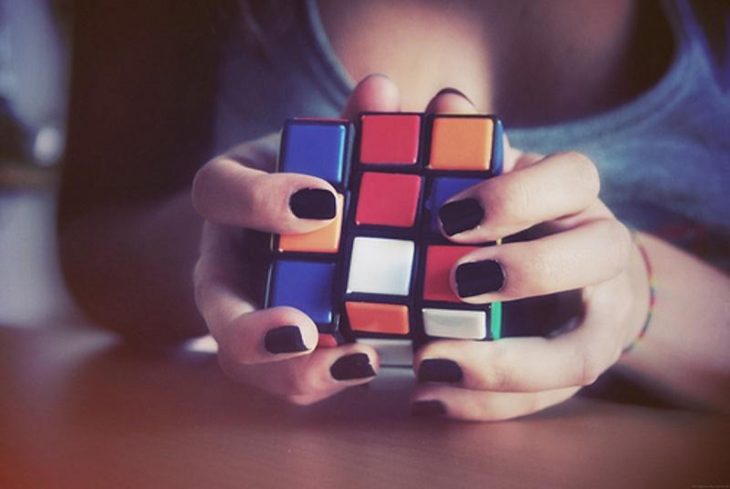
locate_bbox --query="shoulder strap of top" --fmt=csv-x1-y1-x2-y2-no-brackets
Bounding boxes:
667,0,730,92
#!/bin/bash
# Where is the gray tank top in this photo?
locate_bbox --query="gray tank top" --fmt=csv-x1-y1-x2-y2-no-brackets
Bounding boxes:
212,0,730,266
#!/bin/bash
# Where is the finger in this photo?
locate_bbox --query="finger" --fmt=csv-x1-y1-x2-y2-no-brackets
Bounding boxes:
424,87,526,175
438,151,602,241
414,293,624,393
194,74,400,231
194,225,319,364
193,155,339,233
195,224,320,361
411,384,580,421
194,222,255,332
451,218,632,302
216,307,321,364
222,342,380,406
341,73,400,119
194,75,402,230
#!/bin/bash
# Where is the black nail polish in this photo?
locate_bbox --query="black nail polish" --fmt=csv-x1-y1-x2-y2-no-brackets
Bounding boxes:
438,199,484,236
435,87,475,106
264,325,308,354
418,359,463,383
412,400,447,417
455,260,505,297
330,353,376,381
289,188,336,219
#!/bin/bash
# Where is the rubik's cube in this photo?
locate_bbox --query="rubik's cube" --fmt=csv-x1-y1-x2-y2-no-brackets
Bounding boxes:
265,112,503,366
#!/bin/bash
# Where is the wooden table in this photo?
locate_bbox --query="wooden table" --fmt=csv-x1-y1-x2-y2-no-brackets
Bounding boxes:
1,324,728,489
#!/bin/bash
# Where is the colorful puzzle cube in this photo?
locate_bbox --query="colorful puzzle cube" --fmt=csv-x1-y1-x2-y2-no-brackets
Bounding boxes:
266,112,504,366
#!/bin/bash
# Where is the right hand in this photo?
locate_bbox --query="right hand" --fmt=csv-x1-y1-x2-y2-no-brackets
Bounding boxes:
191,75,399,405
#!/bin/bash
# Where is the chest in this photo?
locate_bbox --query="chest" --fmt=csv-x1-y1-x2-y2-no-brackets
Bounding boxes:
315,0,645,124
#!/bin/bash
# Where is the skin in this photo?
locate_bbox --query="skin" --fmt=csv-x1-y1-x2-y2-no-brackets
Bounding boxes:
317,0,671,123
59,1,730,419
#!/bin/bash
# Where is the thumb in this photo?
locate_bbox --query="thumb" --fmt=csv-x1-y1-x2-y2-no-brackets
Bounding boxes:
341,74,401,120
425,86,526,173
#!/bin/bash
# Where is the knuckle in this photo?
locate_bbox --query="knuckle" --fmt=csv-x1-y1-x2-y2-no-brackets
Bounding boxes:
598,221,633,278
576,346,604,386
616,223,634,260
233,352,260,367
217,328,254,366
191,160,219,216
521,244,557,294
249,174,287,221
248,175,271,211
564,151,601,196
483,345,514,390
500,177,533,223
489,365,513,392
607,343,623,366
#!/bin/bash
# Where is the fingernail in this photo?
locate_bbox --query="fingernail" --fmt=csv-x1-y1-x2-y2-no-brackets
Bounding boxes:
438,198,484,236
290,188,336,219
330,353,376,381
365,72,391,81
455,260,505,297
435,87,475,106
418,359,463,383
411,400,447,417
264,325,309,354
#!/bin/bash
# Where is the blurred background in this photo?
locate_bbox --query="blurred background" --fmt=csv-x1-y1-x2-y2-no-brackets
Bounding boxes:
0,0,76,326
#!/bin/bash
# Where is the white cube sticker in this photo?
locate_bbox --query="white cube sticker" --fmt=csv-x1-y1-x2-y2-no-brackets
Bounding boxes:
347,237,414,296
422,308,487,340
358,338,413,367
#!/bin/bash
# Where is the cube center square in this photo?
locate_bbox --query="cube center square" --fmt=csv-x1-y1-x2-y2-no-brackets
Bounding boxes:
280,120,348,184
346,237,414,296
355,172,422,228
266,112,506,366
359,113,421,165
428,116,494,171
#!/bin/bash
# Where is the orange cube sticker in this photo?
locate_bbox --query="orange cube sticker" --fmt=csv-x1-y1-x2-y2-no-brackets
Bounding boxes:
346,302,410,335
428,117,493,171
278,193,343,253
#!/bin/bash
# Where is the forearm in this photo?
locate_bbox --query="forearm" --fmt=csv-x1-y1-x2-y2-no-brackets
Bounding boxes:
59,190,206,345
619,233,730,411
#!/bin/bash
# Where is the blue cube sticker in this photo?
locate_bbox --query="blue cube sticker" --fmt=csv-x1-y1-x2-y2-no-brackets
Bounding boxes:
428,177,484,232
269,260,336,325
280,121,347,184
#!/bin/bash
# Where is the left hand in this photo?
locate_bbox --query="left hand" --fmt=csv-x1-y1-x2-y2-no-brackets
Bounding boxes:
411,90,650,421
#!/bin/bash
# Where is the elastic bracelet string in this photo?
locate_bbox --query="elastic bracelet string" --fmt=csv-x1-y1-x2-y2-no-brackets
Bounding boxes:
623,234,656,354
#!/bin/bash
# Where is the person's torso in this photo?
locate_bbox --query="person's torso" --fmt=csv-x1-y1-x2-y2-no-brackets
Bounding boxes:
211,0,730,265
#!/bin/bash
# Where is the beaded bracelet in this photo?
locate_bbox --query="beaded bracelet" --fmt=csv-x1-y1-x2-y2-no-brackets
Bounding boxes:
623,235,656,354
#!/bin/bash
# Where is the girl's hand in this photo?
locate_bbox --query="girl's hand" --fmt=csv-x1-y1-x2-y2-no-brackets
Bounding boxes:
191,75,400,405
411,90,650,421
